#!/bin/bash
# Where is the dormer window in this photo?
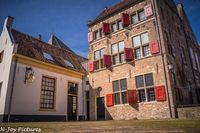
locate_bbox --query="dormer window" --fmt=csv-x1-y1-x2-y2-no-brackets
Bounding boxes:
43,52,54,61
64,59,74,68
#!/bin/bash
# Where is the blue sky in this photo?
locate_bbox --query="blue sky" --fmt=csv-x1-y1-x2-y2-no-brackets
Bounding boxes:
0,0,199,57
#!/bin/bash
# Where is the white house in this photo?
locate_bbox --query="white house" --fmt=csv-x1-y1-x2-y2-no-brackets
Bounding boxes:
0,16,89,122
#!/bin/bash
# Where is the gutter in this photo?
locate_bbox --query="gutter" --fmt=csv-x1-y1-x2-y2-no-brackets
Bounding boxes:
7,57,18,122
152,0,172,118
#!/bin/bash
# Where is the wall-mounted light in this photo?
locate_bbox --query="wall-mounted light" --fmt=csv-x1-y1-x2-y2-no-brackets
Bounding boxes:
96,87,102,92
168,64,174,70
24,67,35,84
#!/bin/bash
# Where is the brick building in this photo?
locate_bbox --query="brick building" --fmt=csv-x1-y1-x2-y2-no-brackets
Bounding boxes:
87,0,200,120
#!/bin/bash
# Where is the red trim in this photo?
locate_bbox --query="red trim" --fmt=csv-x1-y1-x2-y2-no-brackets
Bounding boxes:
144,4,153,17
88,32,93,43
127,90,138,104
155,85,166,102
104,55,112,67
88,61,94,72
150,40,160,54
103,23,110,35
124,48,134,61
122,13,130,26
106,94,113,107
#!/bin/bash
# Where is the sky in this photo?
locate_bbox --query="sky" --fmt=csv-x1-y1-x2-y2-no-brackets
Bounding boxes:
0,0,199,57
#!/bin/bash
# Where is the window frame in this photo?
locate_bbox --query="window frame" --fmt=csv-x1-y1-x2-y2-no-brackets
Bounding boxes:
132,32,151,59
40,76,56,110
111,22,117,33
94,48,105,70
138,9,146,21
113,78,127,105
131,12,138,24
94,28,103,40
111,41,125,65
136,73,155,103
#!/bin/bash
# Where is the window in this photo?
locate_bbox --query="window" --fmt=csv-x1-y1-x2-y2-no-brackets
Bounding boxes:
138,10,145,21
111,23,117,32
86,81,89,85
94,29,103,40
94,30,100,40
189,48,197,70
131,13,138,24
94,48,105,70
64,59,74,68
195,53,200,72
0,82,2,98
68,82,78,95
113,79,127,105
136,73,155,102
112,41,125,65
117,20,123,30
132,32,150,59
40,76,56,109
180,47,186,64
43,52,54,61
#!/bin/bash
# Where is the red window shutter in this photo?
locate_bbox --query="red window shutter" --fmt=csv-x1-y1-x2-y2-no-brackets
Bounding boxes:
124,48,134,61
127,90,138,104
106,94,113,107
122,13,130,26
103,23,110,35
103,55,112,67
88,32,93,43
144,4,153,17
155,86,166,102
150,40,160,54
88,61,94,72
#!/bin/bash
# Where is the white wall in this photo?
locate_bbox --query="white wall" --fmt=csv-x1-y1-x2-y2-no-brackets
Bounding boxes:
0,21,15,115
10,63,84,117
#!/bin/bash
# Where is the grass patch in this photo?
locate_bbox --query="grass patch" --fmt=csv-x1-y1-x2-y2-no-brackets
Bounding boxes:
0,119,200,133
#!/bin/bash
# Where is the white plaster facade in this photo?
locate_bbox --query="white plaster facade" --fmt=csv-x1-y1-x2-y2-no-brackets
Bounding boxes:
0,17,87,122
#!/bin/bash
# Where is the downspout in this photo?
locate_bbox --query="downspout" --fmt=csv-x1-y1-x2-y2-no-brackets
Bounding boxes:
81,76,85,120
7,57,18,122
152,0,172,118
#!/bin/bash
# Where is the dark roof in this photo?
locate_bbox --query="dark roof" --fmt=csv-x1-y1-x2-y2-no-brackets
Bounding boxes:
48,35,74,53
88,0,141,26
11,29,87,74
48,34,87,63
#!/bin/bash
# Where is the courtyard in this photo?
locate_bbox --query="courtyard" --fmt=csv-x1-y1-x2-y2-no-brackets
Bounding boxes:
0,119,200,133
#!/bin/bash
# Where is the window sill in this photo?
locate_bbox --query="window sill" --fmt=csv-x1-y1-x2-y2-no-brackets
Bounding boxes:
135,54,161,61
92,55,161,73
113,103,129,107
138,101,157,105
39,109,56,112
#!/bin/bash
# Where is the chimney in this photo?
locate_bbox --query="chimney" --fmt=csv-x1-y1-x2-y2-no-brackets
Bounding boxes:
4,16,14,29
38,34,42,40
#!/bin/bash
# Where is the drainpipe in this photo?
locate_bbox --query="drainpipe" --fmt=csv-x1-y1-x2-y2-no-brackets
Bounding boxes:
7,57,18,122
81,76,85,120
152,0,172,118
